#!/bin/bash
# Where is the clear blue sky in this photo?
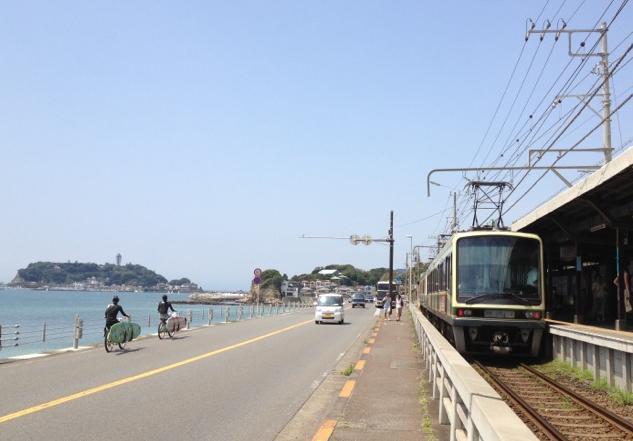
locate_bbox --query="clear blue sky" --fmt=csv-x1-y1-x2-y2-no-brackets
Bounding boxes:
1,1,631,289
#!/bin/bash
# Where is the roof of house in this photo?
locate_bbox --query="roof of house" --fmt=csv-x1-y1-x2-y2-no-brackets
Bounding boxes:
318,269,338,276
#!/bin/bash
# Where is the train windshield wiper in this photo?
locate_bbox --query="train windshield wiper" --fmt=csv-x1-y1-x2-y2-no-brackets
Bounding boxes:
464,292,532,305
464,293,500,304
502,292,532,306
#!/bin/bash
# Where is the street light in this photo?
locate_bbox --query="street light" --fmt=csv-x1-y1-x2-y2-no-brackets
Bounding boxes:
406,235,413,301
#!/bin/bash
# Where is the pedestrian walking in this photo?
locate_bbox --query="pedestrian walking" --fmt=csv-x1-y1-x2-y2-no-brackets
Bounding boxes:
395,294,403,321
383,295,392,320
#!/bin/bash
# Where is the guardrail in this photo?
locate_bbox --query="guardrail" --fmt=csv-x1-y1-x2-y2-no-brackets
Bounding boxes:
0,302,312,356
409,305,537,441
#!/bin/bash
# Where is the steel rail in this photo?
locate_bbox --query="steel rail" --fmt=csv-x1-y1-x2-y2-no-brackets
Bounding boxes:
520,363,633,436
473,360,566,441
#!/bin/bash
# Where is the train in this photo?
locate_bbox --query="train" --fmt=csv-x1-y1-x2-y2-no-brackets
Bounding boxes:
417,229,545,356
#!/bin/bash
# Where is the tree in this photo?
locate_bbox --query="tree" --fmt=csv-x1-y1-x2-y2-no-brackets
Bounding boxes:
261,269,284,293
169,278,191,286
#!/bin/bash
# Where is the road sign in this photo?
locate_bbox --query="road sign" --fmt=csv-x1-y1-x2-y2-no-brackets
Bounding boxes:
254,268,262,285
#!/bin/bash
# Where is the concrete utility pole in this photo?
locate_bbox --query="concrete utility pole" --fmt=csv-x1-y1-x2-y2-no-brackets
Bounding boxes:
526,20,613,163
451,192,458,233
388,211,394,301
599,22,612,162
406,235,413,300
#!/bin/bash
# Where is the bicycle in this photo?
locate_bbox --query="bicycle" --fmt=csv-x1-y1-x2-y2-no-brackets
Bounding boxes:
158,316,173,340
104,316,136,352
104,324,127,352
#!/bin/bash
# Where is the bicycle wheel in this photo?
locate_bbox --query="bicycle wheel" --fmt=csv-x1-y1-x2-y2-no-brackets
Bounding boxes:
158,322,168,340
105,337,114,353
118,341,126,350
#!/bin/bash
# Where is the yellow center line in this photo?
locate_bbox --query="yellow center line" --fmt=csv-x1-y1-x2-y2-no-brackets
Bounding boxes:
339,379,355,398
0,318,314,425
362,347,371,354
354,360,366,370
312,419,337,441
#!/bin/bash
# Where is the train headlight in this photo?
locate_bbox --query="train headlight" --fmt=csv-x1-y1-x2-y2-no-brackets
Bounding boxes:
525,311,542,319
457,309,473,317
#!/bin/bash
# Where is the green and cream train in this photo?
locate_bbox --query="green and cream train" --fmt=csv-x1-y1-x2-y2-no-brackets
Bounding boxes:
418,229,545,356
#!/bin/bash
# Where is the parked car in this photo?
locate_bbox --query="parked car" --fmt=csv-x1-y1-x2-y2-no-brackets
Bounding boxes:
314,294,345,324
351,293,366,308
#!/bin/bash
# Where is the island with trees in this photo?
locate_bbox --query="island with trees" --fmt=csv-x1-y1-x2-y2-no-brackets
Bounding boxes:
10,261,200,292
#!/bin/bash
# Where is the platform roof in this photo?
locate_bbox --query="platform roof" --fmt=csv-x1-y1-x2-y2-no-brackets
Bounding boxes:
511,147,633,243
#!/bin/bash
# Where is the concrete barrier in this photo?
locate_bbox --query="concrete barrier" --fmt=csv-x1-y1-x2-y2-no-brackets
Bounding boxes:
410,305,537,441
549,323,633,392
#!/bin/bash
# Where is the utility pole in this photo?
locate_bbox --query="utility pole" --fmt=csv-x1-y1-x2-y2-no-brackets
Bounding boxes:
599,22,612,162
451,192,458,233
526,19,613,163
406,235,413,301
388,210,394,301
299,211,395,297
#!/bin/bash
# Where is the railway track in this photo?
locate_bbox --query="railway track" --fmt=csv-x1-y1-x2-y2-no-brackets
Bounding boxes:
473,361,633,441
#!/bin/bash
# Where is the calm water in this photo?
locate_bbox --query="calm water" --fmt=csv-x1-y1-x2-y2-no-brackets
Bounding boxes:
0,289,260,358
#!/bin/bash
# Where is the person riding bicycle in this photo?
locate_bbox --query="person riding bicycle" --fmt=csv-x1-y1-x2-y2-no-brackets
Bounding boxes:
104,296,130,336
157,294,176,322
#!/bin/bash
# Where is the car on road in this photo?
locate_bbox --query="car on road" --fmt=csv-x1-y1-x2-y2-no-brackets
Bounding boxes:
351,293,366,308
364,293,373,303
315,294,345,324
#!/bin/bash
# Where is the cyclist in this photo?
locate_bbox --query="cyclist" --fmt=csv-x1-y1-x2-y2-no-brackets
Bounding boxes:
104,295,130,336
157,294,176,322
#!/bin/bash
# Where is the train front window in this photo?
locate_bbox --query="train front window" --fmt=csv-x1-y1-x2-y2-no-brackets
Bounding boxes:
456,236,541,305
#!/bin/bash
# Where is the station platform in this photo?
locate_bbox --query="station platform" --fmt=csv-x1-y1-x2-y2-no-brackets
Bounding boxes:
545,319,633,392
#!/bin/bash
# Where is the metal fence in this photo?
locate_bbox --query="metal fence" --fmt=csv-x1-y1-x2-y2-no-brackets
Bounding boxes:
0,302,312,356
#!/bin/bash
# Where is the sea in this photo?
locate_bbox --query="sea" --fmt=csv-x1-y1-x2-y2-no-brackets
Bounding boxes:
0,288,257,359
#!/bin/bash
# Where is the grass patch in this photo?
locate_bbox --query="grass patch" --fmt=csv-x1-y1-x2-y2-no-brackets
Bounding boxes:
592,377,610,392
610,389,633,405
561,396,575,409
341,364,354,377
541,359,633,406
418,378,436,441
540,359,593,382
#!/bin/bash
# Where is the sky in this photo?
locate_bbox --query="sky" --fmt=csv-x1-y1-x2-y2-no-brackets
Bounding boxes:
1,1,631,290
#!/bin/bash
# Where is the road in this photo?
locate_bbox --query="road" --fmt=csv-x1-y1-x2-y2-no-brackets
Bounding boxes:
0,305,375,441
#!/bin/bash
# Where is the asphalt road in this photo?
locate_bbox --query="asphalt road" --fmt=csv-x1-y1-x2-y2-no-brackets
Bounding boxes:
0,305,376,441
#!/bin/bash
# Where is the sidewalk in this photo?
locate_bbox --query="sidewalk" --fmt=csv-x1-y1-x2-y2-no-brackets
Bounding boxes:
325,309,444,440
278,309,448,441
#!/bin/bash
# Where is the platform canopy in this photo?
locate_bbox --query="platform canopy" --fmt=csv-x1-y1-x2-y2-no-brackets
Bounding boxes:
512,147,633,244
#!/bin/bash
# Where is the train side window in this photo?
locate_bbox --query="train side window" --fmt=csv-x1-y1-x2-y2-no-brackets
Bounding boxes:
446,256,451,295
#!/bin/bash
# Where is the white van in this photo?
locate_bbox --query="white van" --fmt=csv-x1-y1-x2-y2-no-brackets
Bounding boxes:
314,294,344,324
